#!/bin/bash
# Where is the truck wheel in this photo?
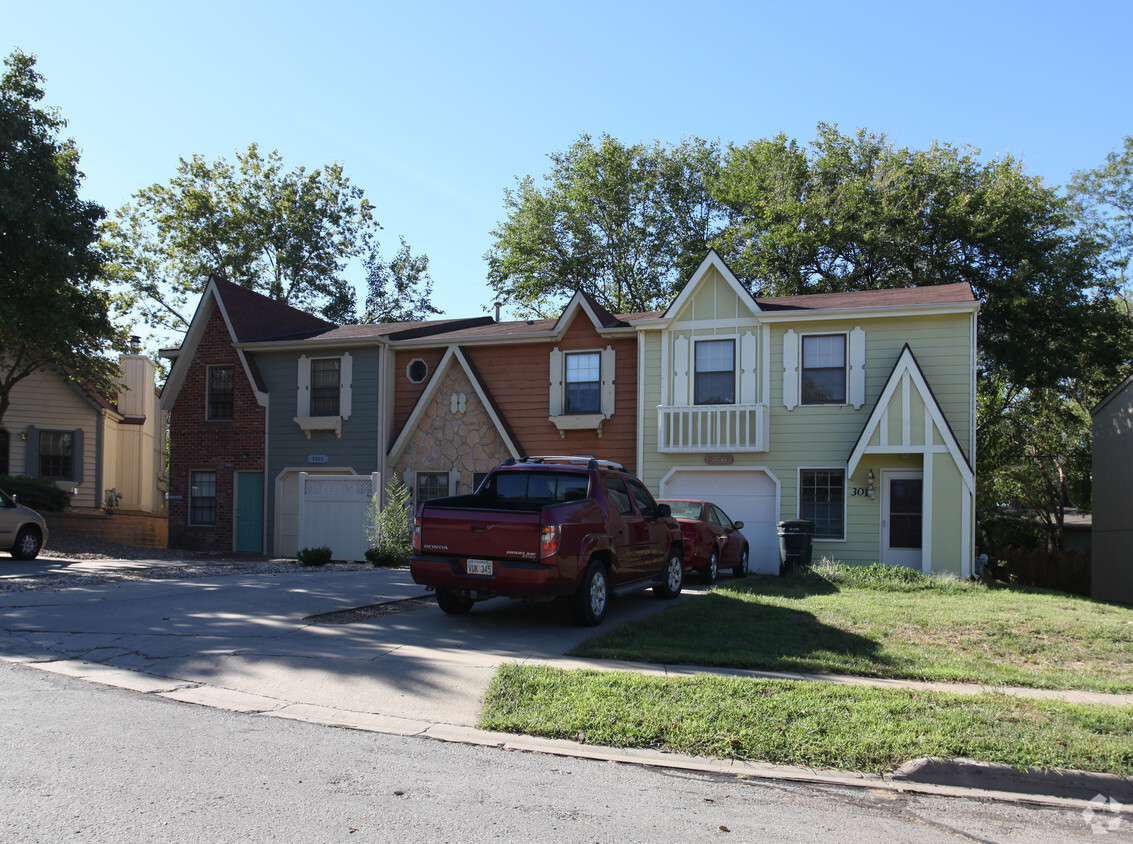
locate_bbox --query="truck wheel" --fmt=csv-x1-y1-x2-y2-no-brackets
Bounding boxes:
571,562,609,626
654,547,684,599
435,588,474,615
699,549,718,585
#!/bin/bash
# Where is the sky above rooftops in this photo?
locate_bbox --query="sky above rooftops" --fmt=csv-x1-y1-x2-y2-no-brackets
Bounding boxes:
7,1,1130,353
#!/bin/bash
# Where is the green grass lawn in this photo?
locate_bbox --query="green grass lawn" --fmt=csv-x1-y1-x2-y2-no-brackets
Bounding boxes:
571,564,1133,693
480,664,1133,775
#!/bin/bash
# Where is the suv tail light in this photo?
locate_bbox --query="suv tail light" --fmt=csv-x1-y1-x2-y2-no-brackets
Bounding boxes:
540,524,561,559
412,518,421,555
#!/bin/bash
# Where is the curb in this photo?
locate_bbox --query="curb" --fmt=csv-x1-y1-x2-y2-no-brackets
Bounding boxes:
7,654,1131,813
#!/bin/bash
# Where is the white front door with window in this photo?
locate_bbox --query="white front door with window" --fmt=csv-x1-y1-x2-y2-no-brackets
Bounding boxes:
881,470,924,571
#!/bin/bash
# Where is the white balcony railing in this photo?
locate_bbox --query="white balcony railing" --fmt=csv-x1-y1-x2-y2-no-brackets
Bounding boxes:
657,403,769,453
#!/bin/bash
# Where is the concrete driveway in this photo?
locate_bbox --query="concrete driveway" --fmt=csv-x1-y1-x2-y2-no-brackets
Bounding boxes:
0,566,695,727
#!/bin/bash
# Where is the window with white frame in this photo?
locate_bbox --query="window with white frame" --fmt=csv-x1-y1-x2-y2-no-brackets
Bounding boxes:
801,334,846,405
189,470,217,525
694,339,735,405
310,358,341,416
799,469,845,539
548,346,616,428
564,352,601,414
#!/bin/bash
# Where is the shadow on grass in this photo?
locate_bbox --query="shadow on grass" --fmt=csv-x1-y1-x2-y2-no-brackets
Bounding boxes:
571,587,890,677
728,568,842,599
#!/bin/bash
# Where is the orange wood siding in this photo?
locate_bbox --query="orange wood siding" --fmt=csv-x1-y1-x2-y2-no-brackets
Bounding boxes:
391,317,639,468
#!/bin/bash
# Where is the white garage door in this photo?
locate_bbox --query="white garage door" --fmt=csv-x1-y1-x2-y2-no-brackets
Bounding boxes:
660,469,780,575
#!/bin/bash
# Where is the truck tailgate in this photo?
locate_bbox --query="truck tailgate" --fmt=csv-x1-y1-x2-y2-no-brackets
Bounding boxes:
418,507,542,562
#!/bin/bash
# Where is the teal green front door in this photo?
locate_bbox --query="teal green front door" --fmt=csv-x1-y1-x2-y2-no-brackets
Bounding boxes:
235,472,263,554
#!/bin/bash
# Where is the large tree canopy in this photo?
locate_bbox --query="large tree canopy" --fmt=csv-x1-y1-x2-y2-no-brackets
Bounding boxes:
0,50,122,423
360,236,442,324
103,144,381,331
713,124,1127,393
486,133,721,317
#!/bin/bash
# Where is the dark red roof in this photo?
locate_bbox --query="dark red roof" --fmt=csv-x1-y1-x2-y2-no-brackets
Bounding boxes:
211,276,335,342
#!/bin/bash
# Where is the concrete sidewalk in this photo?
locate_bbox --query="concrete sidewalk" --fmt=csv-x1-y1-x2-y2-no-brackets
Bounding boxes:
1,563,1130,812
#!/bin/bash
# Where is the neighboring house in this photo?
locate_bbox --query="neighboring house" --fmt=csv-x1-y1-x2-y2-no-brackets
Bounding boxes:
164,255,980,574
1091,374,1133,604
0,348,167,513
387,291,648,513
635,252,979,576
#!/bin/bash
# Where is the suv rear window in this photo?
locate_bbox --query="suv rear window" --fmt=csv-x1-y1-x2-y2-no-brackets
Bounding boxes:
490,471,590,503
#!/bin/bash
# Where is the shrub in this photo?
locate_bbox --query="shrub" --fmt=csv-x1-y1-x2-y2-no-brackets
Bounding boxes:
0,474,71,512
364,476,413,567
297,546,332,567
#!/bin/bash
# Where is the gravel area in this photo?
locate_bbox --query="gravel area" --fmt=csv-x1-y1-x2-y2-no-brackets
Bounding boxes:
1,529,376,594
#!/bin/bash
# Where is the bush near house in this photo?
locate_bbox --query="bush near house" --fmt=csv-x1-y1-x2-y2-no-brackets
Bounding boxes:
364,477,413,568
0,475,71,512
296,546,332,567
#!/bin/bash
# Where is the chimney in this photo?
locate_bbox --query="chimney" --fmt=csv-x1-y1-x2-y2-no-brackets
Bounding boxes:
494,302,501,322
129,335,142,354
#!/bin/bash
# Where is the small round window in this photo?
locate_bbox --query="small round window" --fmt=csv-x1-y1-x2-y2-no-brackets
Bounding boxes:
406,359,429,384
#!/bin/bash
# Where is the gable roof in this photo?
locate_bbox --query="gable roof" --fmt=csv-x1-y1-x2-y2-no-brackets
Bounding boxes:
210,275,335,342
662,249,759,319
387,346,523,463
846,344,973,492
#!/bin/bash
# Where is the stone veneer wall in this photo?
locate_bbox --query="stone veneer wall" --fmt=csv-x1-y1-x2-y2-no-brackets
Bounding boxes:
395,366,511,496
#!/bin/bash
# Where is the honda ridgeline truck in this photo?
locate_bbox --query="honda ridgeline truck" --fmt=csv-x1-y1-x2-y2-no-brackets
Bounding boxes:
410,456,684,625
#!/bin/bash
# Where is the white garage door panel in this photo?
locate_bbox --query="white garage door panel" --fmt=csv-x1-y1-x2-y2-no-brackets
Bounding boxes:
661,469,780,575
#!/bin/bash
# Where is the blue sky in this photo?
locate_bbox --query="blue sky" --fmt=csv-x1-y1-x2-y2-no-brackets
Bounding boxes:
7,1,1131,346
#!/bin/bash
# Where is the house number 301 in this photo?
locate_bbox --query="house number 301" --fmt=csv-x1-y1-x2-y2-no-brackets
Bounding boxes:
849,487,871,497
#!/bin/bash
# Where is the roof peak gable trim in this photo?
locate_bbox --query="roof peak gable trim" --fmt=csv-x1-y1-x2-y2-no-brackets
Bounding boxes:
846,344,973,491
553,290,631,335
662,249,760,321
159,278,268,411
387,346,522,464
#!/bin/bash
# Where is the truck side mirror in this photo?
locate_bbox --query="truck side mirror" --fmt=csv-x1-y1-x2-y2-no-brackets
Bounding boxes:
657,503,671,518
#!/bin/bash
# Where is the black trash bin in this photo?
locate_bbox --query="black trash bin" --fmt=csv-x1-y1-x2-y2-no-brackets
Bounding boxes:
777,520,815,575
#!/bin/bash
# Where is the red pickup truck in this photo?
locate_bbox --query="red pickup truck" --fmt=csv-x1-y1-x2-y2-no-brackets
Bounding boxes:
410,456,684,625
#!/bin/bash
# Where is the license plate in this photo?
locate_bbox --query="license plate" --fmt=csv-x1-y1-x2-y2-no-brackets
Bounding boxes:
466,559,493,576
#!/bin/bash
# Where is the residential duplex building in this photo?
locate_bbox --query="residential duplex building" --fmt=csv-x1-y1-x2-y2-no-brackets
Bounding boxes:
163,254,979,574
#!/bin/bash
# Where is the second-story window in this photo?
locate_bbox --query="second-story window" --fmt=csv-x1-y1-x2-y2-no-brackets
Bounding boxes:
207,365,234,420
694,339,735,405
565,352,601,414
310,358,341,416
801,334,847,405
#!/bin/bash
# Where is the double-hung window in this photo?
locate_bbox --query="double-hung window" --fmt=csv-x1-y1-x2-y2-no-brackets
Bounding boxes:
39,431,74,481
189,470,217,525
207,365,234,420
310,358,341,417
564,352,601,414
801,335,846,405
800,469,845,539
694,339,735,405
416,472,449,507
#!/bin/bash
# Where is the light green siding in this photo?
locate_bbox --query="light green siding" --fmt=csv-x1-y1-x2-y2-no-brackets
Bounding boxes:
930,451,965,576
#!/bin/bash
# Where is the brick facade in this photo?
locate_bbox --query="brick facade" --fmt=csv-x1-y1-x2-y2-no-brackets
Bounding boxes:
167,306,265,552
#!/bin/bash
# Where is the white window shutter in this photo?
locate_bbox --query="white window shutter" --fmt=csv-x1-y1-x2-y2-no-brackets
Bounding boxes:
673,334,689,405
740,331,757,404
600,345,616,418
297,355,311,416
340,353,353,419
783,330,798,411
548,347,563,416
849,327,866,409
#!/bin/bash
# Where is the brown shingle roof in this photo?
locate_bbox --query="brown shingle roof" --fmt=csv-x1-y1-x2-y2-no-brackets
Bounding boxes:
754,282,977,311
212,275,334,342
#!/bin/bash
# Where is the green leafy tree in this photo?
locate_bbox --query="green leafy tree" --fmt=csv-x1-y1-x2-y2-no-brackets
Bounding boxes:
103,144,379,331
360,236,442,323
0,50,124,424
1069,135,1133,299
486,133,722,317
713,123,1127,393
